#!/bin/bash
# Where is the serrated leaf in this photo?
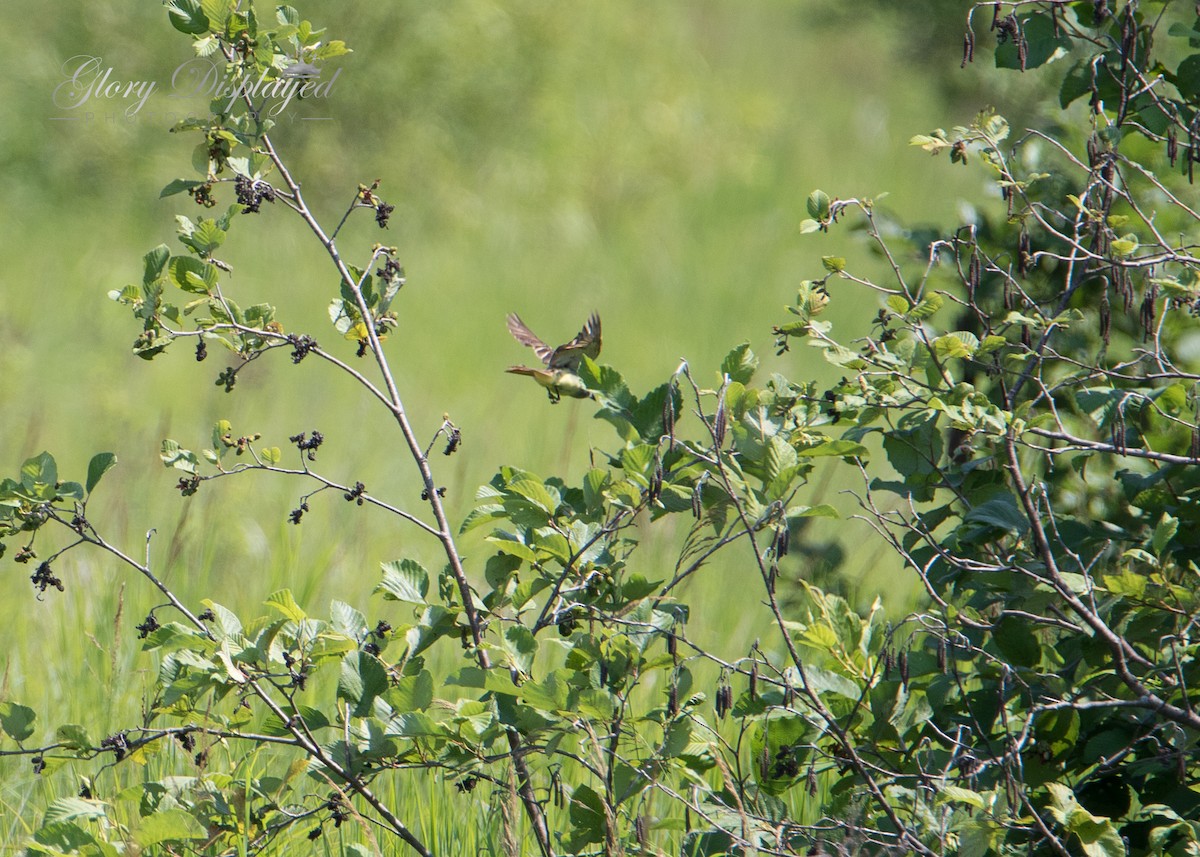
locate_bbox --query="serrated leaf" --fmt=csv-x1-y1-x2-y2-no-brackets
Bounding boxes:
720,342,759,385
166,0,209,34
160,440,199,474
264,589,307,622
377,559,429,604
44,797,109,823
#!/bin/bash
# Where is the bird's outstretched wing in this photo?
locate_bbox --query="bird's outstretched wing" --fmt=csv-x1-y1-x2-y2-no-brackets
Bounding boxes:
506,313,554,366
548,313,602,369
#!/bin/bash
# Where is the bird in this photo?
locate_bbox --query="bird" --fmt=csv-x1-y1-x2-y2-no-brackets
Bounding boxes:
505,312,602,402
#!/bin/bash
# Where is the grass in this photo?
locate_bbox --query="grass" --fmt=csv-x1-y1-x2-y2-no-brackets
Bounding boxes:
0,0,992,852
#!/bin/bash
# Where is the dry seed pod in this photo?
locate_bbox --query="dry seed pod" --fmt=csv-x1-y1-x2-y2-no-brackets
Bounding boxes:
1017,230,1032,278
1141,284,1159,341
749,661,758,700
1100,289,1112,345
962,28,975,67
967,249,981,297
713,396,727,449
898,650,909,688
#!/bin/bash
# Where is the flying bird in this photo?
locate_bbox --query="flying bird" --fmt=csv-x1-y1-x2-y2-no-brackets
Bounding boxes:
506,312,602,402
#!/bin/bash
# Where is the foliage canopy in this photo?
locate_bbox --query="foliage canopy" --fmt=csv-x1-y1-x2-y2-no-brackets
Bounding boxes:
6,2,1200,855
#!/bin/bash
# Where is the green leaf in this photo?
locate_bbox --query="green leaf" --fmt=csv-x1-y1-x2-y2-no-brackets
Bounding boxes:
55,724,92,751
330,600,367,638
721,342,759,385
963,494,1029,537
566,785,607,849
167,257,218,294
134,809,206,846
166,0,209,34
264,589,307,622
1109,235,1139,257
142,245,171,284
0,702,36,741
84,453,117,496
508,478,559,515
160,179,205,198
933,331,979,360
806,189,831,220
160,440,199,474
1176,53,1200,102
995,13,1070,71
521,671,570,712
992,616,1041,669
21,452,58,489
1151,513,1179,556
43,797,109,823
386,670,434,713
797,440,868,458
503,626,538,674
377,559,430,604
338,652,389,718
907,293,944,320
31,821,100,853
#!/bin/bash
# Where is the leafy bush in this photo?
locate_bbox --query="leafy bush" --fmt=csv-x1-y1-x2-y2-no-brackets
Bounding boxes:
5,2,1200,855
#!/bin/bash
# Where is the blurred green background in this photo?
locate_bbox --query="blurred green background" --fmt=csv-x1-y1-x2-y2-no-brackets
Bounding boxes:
1,0,998,846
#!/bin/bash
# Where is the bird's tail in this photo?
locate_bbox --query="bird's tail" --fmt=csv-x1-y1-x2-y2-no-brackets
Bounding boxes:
505,365,538,376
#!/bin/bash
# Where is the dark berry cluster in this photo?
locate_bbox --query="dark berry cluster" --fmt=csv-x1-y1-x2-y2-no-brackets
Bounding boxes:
235,175,277,214
195,339,208,362
288,501,309,524
287,334,318,363
136,613,161,639
290,430,324,461
292,430,324,459
326,794,349,827
31,562,63,594
282,651,310,690
374,201,394,228
375,257,405,287
443,425,461,455
362,620,391,656
177,475,201,496
344,482,366,505
420,486,446,501
101,732,129,762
